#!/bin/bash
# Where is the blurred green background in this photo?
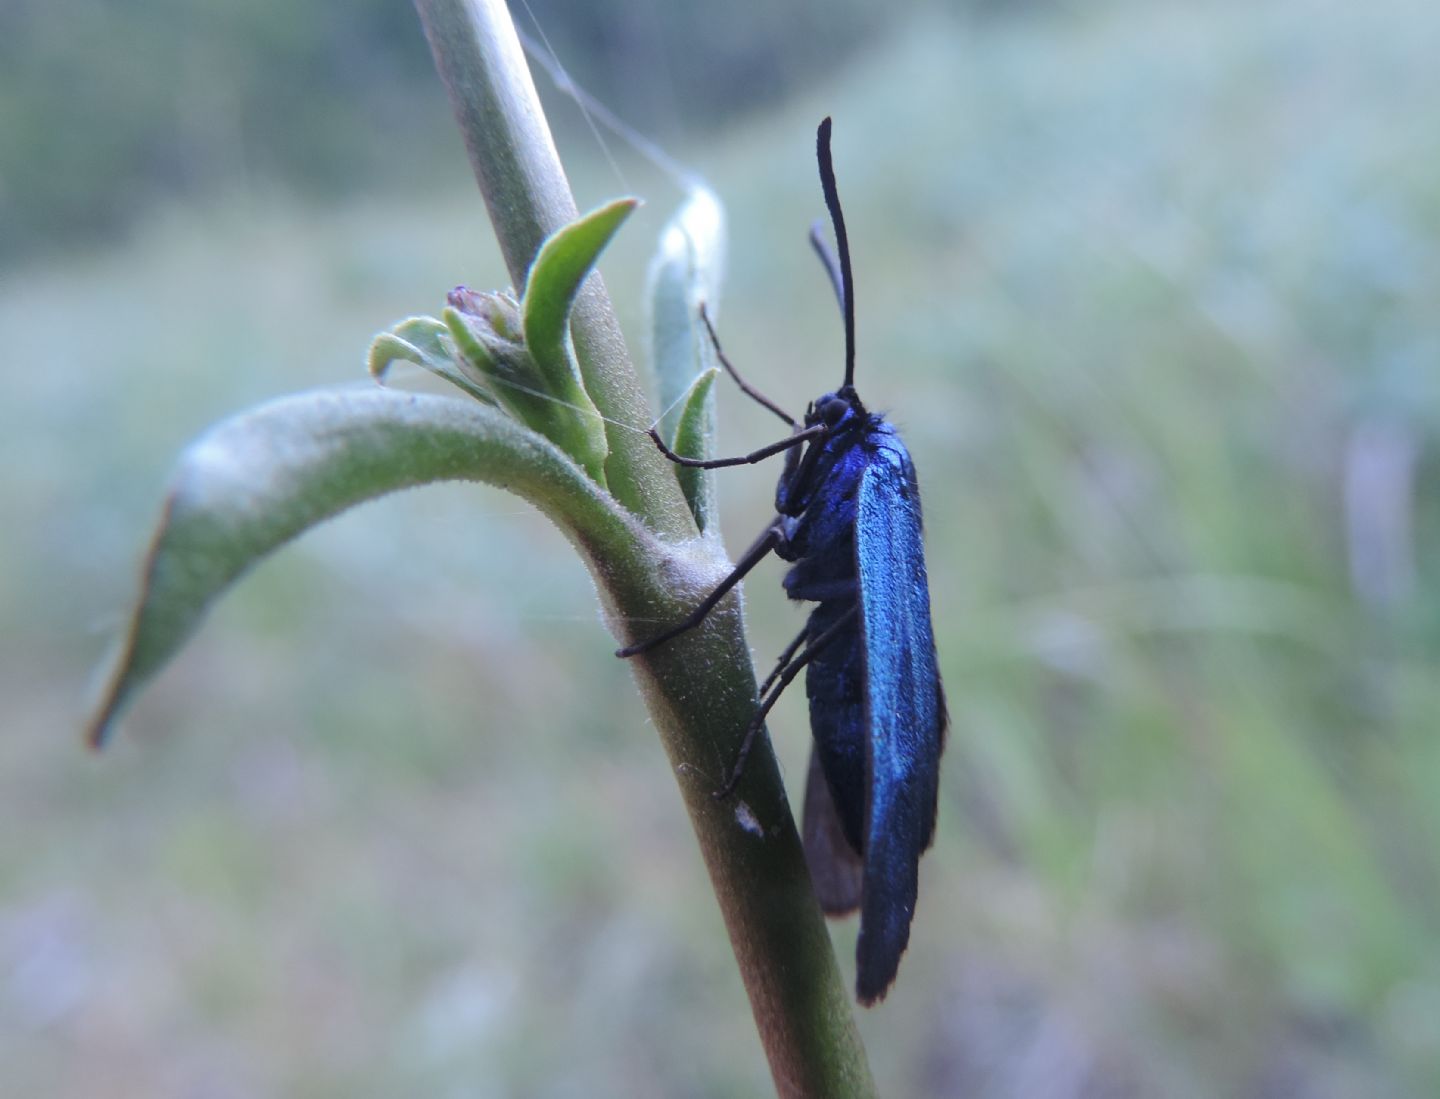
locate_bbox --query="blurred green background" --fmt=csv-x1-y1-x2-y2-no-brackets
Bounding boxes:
5,0,1440,1095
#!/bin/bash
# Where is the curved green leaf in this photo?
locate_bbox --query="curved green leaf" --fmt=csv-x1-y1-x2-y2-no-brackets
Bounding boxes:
523,197,638,384
520,198,637,481
368,316,496,406
88,386,636,747
669,368,720,533
379,315,452,366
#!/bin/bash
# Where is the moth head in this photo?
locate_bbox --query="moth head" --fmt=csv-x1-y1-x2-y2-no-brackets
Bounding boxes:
805,388,864,430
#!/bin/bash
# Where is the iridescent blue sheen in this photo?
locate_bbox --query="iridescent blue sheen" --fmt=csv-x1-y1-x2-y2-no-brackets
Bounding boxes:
777,395,946,1005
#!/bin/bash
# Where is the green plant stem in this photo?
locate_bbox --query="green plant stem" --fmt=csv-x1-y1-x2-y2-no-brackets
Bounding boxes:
413,0,690,536
412,1,876,1095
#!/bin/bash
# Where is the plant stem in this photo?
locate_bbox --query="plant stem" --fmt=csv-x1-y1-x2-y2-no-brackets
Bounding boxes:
411,1,877,1095
412,0,690,536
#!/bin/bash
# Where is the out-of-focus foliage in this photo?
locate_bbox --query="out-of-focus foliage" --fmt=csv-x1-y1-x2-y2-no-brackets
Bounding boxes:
0,0,912,263
0,0,441,259
6,0,1440,1096
518,0,891,134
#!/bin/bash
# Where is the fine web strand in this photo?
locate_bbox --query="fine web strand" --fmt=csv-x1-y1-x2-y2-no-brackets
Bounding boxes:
514,1,629,194
514,6,704,194
393,363,702,442
486,368,702,438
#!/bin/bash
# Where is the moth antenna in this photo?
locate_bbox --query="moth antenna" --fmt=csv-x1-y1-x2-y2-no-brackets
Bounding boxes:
816,117,856,390
808,221,845,316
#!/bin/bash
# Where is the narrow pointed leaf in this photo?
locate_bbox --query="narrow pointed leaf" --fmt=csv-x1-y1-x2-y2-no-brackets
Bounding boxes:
648,186,726,442
522,197,639,387
519,199,637,481
88,386,631,747
668,368,720,532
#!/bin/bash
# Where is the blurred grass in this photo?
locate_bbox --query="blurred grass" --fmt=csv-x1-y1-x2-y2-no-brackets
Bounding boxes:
4,0,1440,1095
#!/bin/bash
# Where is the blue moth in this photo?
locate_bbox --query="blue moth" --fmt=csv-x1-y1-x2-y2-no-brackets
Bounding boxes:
619,118,946,1005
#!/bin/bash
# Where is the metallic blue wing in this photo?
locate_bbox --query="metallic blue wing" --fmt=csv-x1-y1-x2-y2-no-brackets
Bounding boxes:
852,440,946,1003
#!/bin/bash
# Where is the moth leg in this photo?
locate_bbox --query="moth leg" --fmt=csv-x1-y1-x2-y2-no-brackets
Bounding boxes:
755,621,811,698
752,579,854,693
699,303,796,427
615,523,786,658
648,422,826,470
714,602,859,800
